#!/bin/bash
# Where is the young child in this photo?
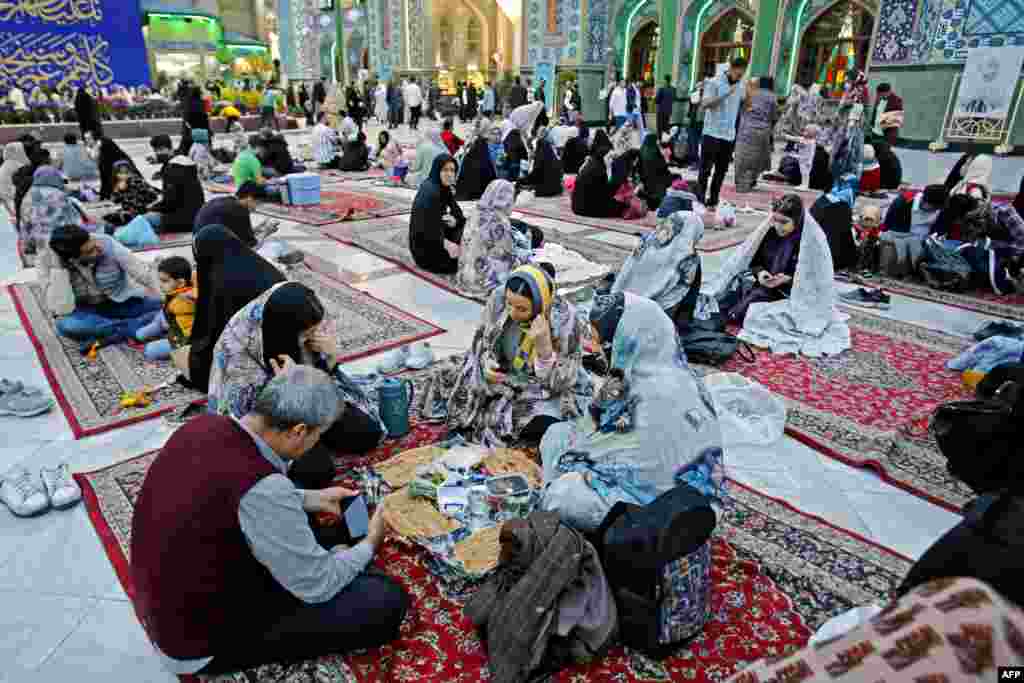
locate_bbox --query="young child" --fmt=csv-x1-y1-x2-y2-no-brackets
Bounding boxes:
135,256,196,362
59,133,99,180
189,128,217,180
440,118,464,155
855,205,883,273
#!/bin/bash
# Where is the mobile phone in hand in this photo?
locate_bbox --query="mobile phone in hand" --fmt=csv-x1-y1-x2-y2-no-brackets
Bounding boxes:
344,495,369,541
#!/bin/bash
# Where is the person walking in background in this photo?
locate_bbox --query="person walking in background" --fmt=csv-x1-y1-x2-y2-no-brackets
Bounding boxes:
655,75,677,140
405,78,423,130
313,78,327,121
387,81,402,130
871,82,904,146
604,77,629,130
697,57,747,209
481,82,496,119
509,76,528,110
260,82,281,131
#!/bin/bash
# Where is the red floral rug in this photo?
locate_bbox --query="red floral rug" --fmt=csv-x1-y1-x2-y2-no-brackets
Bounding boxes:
253,188,412,226
76,427,910,683
715,309,976,512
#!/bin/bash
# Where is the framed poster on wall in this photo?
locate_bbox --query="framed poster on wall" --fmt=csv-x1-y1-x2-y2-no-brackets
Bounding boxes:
955,46,1024,120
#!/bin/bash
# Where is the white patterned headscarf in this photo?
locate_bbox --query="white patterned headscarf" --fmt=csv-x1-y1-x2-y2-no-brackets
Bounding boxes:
612,210,705,313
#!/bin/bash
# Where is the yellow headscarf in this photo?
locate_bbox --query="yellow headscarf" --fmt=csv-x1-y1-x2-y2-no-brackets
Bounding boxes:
507,265,553,371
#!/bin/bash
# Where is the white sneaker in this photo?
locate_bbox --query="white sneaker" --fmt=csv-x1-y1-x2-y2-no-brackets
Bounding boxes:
405,342,435,370
1,465,49,517
377,345,411,373
40,463,81,510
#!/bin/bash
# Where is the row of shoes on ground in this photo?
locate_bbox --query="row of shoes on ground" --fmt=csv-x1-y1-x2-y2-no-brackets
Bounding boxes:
377,343,435,374
0,463,81,517
0,379,55,417
838,287,892,309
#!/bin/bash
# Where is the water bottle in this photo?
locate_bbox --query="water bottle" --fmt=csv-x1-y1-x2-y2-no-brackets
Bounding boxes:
377,377,414,438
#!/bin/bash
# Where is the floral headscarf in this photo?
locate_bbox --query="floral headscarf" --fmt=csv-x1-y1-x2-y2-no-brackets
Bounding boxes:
456,179,528,296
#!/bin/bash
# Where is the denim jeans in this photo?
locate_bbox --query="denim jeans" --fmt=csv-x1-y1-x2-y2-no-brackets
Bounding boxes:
56,297,163,342
135,311,172,361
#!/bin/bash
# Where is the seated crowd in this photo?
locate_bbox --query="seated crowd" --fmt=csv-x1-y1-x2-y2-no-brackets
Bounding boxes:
3,96,1024,680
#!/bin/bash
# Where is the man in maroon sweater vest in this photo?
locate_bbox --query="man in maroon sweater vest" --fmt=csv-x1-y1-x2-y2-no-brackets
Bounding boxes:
131,365,408,675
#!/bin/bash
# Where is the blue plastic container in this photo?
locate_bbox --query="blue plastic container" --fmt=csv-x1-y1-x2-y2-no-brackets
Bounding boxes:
283,172,321,206
377,377,414,438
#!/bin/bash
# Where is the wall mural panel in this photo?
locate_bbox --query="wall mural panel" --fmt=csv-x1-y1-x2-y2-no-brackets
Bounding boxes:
0,0,150,94
280,0,321,80
874,0,1024,64
586,0,611,63
527,0,581,66
408,0,426,68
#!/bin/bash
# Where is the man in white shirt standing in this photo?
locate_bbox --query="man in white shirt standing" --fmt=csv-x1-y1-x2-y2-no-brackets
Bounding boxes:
605,78,628,130
697,57,747,210
311,112,342,169
404,78,423,131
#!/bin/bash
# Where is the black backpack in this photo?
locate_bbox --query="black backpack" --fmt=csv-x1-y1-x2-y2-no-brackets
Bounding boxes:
919,238,972,292
676,266,756,365
592,483,717,658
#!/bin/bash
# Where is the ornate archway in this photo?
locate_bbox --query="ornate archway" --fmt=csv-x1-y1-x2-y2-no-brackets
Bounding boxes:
699,8,754,81
628,21,660,83
795,0,874,97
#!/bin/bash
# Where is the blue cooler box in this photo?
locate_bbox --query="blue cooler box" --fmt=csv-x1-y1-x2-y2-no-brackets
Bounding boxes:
283,173,321,206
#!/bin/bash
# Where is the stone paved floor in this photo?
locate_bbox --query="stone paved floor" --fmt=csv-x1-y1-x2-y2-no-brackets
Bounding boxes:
0,119,998,681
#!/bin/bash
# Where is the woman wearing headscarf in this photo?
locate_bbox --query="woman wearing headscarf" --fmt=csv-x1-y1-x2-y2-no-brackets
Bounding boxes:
74,87,103,140
405,127,447,188
610,210,711,332
409,154,465,274
500,128,530,182
187,225,285,392
774,83,807,142
259,132,298,177
337,131,370,171
97,138,141,200
571,130,630,218
455,120,499,201
346,84,365,131
208,282,386,464
830,107,865,187
109,160,161,227
374,81,389,124
149,157,205,234
518,127,564,197
540,293,724,531
561,114,590,174
372,130,403,171
0,142,29,204
734,77,778,193
180,87,211,153
502,102,545,145
712,194,851,356
456,179,531,297
810,173,860,271
419,264,593,446
23,166,87,248
636,131,676,210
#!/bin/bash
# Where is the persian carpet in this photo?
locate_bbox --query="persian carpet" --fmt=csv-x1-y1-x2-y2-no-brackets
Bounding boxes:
76,428,910,683
512,195,760,252
252,189,412,226
319,168,390,183
715,310,976,512
319,216,626,302
846,274,1024,321
18,232,194,269
8,264,443,438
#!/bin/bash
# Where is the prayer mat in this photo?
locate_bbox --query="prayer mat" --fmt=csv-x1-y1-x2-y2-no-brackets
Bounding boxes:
845,274,1024,321
17,232,194,269
712,310,976,513
252,189,412,226
319,216,625,301
7,264,443,438
319,168,389,182
76,431,910,683
512,196,760,253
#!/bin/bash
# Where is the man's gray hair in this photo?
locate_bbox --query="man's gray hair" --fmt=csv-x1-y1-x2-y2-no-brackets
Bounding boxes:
251,365,343,430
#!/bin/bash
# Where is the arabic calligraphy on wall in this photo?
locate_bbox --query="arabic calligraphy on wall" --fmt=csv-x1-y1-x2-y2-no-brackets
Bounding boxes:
0,31,114,92
0,0,148,93
0,0,103,26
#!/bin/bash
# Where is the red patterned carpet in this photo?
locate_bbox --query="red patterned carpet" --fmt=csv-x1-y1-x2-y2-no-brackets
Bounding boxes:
76,425,910,683
716,309,975,512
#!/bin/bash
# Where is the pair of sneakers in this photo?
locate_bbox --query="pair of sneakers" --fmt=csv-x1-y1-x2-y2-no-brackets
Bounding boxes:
377,343,435,374
0,379,54,417
0,463,81,517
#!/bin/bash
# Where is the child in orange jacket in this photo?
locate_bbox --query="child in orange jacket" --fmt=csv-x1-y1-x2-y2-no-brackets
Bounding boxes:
135,256,196,361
